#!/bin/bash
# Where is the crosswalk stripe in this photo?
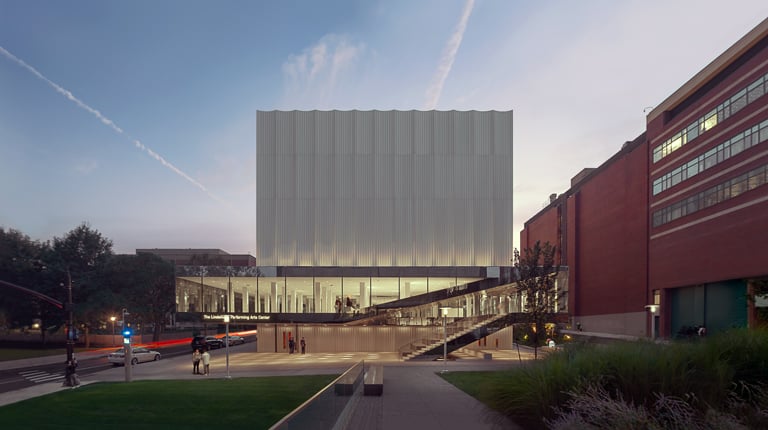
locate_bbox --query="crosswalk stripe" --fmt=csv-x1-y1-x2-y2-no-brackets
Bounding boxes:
29,374,64,383
19,370,64,383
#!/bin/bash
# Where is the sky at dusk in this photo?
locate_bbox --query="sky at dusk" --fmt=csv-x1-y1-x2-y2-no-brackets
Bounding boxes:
1,1,767,256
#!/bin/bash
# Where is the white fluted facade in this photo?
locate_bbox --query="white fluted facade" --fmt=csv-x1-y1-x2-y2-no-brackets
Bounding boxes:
256,110,513,267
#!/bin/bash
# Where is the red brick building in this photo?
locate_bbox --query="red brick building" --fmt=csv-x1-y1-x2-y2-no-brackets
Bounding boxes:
521,17,768,338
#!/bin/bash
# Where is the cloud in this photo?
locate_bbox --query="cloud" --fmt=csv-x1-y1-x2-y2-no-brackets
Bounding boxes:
281,34,366,108
74,159,99,175
423,0,475,110
0,45,222,204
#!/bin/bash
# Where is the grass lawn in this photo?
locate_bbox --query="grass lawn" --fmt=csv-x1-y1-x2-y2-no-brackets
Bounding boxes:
0,375,336,430
438,370,498,402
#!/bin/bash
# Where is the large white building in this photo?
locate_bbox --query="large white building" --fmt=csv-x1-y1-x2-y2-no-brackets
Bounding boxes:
256,110,514,267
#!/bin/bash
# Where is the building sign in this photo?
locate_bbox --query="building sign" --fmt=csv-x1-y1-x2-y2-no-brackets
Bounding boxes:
202,313,271,322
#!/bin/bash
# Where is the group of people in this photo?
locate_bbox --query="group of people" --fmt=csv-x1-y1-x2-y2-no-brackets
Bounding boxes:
192,348,210,375
335,296,359,314
288,336,306,354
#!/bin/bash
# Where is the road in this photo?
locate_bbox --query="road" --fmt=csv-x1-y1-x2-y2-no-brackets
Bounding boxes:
0,333,261,394
0,342,196,394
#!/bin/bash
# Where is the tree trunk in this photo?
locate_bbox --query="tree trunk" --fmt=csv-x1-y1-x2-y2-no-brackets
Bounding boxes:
38,319,47,344
153,315,163,342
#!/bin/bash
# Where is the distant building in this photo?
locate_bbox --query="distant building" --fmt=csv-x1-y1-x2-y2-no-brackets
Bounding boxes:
137,248,256,267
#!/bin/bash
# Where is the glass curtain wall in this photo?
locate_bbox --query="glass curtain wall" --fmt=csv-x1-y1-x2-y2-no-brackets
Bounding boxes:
176,269,489,315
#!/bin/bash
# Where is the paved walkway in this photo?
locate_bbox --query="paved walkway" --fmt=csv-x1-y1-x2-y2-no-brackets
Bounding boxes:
0,346,540,428
347,363,522,430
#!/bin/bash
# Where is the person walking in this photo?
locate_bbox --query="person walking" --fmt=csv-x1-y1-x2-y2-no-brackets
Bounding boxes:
201,348,211,375
300,337,306,354
192,349,201,374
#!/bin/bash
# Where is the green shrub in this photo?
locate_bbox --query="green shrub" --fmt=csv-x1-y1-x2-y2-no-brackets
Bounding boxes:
453,329,768,429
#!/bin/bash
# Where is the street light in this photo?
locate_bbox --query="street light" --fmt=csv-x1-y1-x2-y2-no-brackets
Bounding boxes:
3,260,78,386
440,306,450,372
63,269,78,387
223,315,231,379
645,304,660,340
110,316,116,347
122,308,132,382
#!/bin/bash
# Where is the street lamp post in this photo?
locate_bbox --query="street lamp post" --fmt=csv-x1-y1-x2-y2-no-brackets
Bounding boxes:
440,306,449,372
61,270,78,387
122,308,132,382
224,315,231,379
110,316,116,347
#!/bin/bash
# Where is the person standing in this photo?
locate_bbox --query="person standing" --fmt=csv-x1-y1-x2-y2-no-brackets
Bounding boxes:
192,349,201,374
300,337,306,354
201,348,211,375
63,356,80,388
288,337,295,354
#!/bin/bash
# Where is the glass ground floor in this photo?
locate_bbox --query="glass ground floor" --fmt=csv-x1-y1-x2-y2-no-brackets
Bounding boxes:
174,265,570,329
174,265,516,315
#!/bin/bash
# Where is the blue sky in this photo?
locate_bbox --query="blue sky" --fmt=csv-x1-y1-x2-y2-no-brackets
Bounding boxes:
1,1,767,256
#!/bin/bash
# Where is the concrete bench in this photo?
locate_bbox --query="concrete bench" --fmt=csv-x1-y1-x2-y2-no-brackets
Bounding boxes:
457,347,492,359
363,363,384,396
334,361,364,396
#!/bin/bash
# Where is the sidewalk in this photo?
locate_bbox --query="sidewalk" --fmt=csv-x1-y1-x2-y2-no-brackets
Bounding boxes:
347,362,522,430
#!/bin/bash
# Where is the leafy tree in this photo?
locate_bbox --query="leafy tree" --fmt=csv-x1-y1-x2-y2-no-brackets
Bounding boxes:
102,253,176,342
50,223,114,346
513,240,562,359
0,228,60,342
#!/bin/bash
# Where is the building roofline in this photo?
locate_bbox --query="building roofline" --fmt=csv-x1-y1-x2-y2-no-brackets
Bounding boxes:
647,17,768,123
523,132,647,227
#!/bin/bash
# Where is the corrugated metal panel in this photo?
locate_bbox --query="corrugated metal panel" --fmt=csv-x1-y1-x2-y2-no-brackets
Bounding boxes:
256,324,445,353
256,110,514,267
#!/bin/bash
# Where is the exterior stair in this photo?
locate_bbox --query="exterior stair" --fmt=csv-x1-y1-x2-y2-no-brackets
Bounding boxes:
402,313,509,361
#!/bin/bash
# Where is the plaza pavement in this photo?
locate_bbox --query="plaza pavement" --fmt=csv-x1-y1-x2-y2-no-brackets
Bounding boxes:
0,345,540,429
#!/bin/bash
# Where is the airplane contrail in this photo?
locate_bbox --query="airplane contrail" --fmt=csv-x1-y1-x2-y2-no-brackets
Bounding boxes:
0,45,222,203
423,0,475,110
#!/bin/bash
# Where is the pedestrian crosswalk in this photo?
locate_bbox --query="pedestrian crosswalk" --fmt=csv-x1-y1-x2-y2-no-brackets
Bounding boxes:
18,369,64,384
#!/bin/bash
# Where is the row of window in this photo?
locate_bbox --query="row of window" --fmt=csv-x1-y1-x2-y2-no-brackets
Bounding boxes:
653,71,768,163
653,119,768,195
652,162,768,227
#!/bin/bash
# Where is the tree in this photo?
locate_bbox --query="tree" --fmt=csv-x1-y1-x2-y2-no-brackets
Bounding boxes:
51,223,114,346
0,227,60,342
102,253,175,342
513,240,562,359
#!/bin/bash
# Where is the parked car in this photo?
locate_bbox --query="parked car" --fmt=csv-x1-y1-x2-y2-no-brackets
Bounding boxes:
220,335,246,346
204,335,224,349
191,335,207,351
191,334,224,350
108,347,161,366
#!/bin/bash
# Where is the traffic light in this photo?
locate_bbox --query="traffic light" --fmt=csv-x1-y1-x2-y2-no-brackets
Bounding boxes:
122,327,133,344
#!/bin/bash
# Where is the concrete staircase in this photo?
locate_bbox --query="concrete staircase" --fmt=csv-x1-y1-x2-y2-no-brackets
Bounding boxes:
402,314,507,361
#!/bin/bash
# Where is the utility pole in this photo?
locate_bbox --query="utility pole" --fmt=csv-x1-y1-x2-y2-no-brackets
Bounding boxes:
122,308,133,382
63,269,78,387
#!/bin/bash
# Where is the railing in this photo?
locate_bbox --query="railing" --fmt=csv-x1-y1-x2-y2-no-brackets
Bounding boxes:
396,314,500,358
269,360,364,430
